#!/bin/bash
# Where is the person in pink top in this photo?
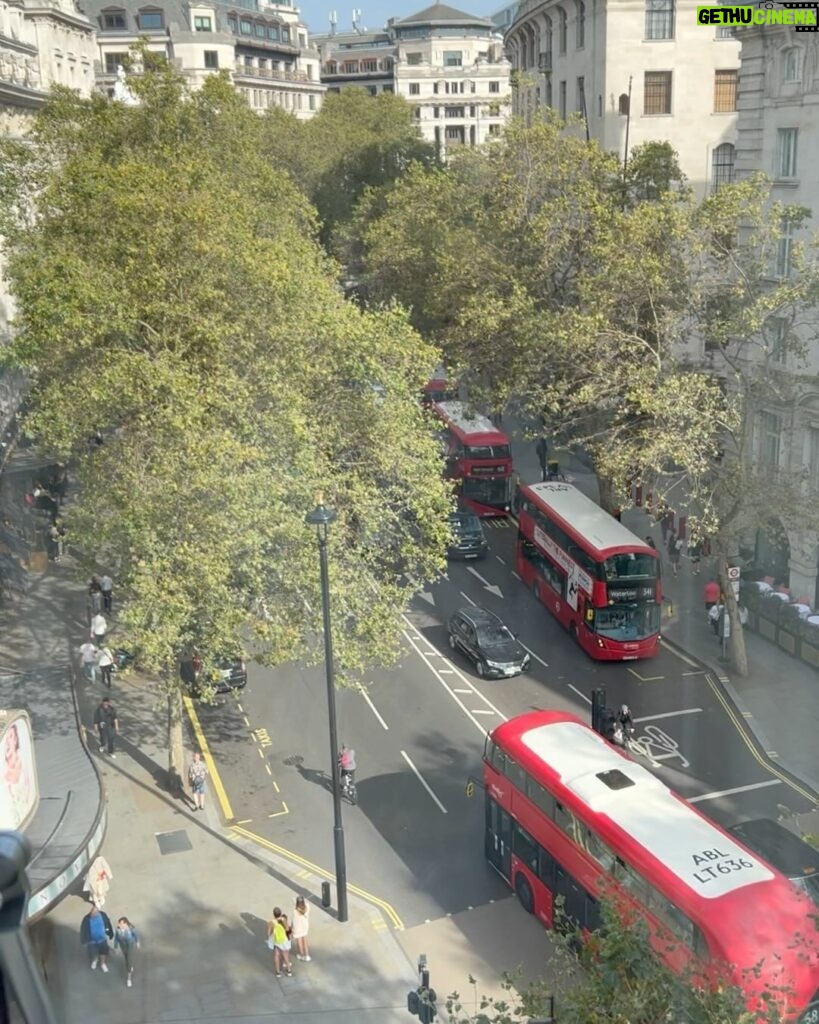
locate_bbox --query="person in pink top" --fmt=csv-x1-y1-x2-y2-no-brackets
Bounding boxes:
703,579,720,612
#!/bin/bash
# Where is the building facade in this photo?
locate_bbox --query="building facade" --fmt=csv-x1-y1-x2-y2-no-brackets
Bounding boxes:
734,25,819,605
81,0,324,116
505,0,740,195
316,2,512,155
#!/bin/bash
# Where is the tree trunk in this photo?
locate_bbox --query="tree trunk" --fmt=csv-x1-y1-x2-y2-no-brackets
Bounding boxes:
167,683,185,797
716,549,749,678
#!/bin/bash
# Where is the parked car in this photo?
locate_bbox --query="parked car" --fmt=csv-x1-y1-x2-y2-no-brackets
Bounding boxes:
447,606,530,678
447,510,488,561
727,818,819,907
180,655,247,695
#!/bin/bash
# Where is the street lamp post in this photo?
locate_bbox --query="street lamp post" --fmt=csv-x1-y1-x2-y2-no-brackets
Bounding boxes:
304,499,348,923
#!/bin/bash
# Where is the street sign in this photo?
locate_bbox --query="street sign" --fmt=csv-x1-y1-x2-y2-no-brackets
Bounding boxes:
727,566,741,581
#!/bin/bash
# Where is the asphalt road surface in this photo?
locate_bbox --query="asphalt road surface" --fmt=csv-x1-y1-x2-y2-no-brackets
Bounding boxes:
195,516,816,927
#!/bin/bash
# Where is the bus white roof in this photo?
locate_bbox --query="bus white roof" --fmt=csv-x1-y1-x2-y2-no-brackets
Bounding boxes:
525,483,650,553
520,721,774,900
435,401,502,438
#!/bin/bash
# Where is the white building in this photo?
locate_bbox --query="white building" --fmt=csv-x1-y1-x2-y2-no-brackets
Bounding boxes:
80,0,324,117
0,0,97,428
316,3,512,156
733,24,819,604
505,0,740,195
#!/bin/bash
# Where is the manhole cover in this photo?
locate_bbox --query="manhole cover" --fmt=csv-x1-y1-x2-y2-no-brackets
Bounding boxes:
155,829,193,856
283,755,304,767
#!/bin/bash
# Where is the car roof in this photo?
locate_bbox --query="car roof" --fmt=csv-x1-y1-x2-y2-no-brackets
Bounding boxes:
727,818,819,880
454,606,503,627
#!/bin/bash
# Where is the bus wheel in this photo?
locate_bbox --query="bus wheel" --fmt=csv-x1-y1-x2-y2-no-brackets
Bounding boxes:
515,873,534,914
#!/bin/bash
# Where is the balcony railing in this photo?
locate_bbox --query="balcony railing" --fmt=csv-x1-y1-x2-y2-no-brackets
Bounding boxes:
234,63,309,82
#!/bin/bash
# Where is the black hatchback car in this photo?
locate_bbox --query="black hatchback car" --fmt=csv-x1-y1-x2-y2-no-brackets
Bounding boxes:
447,606,530,678
447,510,489,561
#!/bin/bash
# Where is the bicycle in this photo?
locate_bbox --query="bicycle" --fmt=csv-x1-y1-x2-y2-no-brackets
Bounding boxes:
340,769,357,805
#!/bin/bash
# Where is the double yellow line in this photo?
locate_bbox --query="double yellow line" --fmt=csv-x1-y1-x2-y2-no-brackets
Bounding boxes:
182,696,405,929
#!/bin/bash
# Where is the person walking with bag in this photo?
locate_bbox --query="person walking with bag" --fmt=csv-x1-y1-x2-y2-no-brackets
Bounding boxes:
292,896,311,962
94,697,119,757
114,916,140,988
98,645,115,689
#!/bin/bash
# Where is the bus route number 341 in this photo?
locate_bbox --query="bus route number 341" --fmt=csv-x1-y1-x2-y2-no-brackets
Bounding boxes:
692,848,754,886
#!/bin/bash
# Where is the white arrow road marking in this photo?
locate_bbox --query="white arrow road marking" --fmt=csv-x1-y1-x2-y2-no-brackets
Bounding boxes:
418,591,435,606
466,566,504,598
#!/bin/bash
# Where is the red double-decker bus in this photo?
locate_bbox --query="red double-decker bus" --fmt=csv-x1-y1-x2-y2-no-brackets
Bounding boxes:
485,710,819,1021
434,401,513,517
516,482,661,660
421,369,458,407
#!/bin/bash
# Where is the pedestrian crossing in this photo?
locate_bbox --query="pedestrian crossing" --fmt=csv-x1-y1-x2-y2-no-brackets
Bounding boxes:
483,517,512,530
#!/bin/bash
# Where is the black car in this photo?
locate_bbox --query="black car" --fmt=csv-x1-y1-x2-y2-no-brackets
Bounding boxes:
727,818,819,906
180,655,248,695
447,511,489,561
447,606,530,678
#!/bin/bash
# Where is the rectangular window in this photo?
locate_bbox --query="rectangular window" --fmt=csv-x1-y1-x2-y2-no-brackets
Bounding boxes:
759,411,782,468
446,106,465,117
204,50,218,69
776,218,794,278
102,10,127,28
407,52,423,65
137,9,163,29
309,94,316,110
766,316,788,363
644,71,672,115
104,52,128,73
268,25,280,39
443,50,463,67
433,105,439,117
488,123,501,135
576,75,585,112
713,69,737,112
362,59,378,72
240,18,252,33
409,82,420,95
645,0,674,39
414,106,421,117
489,80,500,93
558,7,567,52
282,27,290,42
777,127,798,178
255,23,265,37
227,15,237,31
577,0,585,47
342,61,358,73
808,428,819,490
559,79,567,119
194,15,212,31
299,32,306,46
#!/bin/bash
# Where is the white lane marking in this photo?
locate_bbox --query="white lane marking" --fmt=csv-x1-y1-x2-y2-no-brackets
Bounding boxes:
520,642,548,668
471,709,496,716
439,669,454,674
495,555,506,565
512,571,522,581
660,639,699,668
634,708,703,724
401,617,509,737
459,591,478,606
688,779,782,804
568,684,592,705
401,750,448,814
453,688,472,694
356,685,389,731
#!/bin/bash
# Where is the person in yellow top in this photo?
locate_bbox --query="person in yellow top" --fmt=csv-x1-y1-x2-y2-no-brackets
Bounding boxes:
266,908,292,977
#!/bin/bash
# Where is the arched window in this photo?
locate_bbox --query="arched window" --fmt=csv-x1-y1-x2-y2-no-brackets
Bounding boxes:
576,0,585,48
543,14,553,60
781,46,800,83
557,7,567,54
711,142,735,191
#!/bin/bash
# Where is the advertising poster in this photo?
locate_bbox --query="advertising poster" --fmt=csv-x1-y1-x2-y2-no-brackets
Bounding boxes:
0,711,38,832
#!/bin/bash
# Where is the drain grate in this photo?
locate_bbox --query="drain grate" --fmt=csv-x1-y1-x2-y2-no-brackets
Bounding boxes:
155,829,193,855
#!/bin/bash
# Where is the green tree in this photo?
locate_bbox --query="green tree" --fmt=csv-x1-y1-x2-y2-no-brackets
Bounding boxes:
0,56,451,780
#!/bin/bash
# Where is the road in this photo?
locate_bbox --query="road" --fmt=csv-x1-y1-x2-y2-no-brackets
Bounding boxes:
195,515,817,928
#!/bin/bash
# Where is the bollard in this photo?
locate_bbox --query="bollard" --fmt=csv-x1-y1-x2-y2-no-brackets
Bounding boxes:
321,881,331,908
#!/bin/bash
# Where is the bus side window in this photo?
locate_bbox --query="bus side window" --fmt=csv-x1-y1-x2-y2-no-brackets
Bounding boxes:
485,738,495,765
693,926,711,962
648,889,694,948
555,801,574,837
614,856,650,905
586,829,616,872
526,777,555,818
512,821,539,875
538,846,556,889
505,757,527,793
491,746,508,775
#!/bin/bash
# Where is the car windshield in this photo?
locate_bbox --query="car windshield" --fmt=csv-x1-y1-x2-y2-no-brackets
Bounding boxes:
451,513,481,533
477,624,514,647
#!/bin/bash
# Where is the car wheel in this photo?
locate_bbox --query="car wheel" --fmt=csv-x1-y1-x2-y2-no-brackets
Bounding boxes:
448,633,457,650
476,660,486,678
515,873,534,914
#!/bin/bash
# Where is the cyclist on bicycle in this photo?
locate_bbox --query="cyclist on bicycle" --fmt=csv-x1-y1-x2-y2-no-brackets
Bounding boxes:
338,745,356,789
616,704,635,737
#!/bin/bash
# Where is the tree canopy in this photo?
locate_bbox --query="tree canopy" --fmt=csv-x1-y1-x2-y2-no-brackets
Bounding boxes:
0,56,451,770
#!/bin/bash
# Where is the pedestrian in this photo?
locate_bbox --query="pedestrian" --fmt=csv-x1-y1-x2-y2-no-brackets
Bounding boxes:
688,540,701,575
703,578,720,613
56,519,66,559
292,896,311,962
660,507,674,544
80,640,99,685
88,577,102,618
98,644,115,689
535,437,549,482
512,473,522,514
709,601,723,636
53,465,69,506
80,905,114,973
114,916,140,988
100,573,114,613
94,696,119,757
83,855,113,907
667,531,681,576
91,611,107,645
267,907,293,977
47,521,60,561
645,536,657,550
188,751,208,811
